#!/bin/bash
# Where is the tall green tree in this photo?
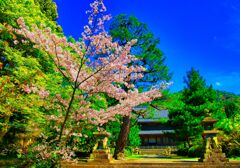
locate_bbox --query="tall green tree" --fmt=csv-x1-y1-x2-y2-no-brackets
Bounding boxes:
109,14,172,159
169,68,218,155
0,1,64,163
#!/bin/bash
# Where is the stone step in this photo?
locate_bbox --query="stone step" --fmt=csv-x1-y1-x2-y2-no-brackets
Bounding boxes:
139,148,175,155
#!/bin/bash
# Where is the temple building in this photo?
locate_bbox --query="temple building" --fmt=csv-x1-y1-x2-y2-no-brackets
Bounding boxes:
135,107,176,147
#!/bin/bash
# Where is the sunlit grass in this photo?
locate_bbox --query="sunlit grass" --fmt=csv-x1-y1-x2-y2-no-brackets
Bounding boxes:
230,157,240,161
126,154,198,161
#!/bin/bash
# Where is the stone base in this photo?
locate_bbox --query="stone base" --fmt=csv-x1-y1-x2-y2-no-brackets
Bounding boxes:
199,150,229,163
88,149,112,163
199,137,229,163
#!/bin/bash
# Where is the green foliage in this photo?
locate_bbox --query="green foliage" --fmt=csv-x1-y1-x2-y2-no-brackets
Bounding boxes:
106,120,121,147
213,92,240,157
219,126,240,157
223,99,239,118
128,125,141,147
124,146,135,157
176,139,204,157
0,46,49,143
187,138,204,157
71,125,98,153
158,117,169,124
67,36,76,43
89,94,108,110
34,0,58,21
0,0,64,164
176,145,189,156
0,0,59,31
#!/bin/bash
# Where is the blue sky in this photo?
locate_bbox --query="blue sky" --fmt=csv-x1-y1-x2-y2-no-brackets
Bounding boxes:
53,0,240,94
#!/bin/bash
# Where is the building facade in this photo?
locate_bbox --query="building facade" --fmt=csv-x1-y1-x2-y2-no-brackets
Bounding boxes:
136,108,176,147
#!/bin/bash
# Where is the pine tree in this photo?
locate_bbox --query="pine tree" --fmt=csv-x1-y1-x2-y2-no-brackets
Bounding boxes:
169,68,218,153
109,14,172,158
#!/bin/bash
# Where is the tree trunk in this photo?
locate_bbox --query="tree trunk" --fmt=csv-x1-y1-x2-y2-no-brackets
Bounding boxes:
113,116,131,159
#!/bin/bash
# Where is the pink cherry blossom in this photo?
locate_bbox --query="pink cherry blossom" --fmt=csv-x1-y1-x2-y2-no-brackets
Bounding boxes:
13,0,170,148
38,88,49,98
23,85,31,94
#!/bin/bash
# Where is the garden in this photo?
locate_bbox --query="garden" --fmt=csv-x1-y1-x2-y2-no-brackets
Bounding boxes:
0,0,240,167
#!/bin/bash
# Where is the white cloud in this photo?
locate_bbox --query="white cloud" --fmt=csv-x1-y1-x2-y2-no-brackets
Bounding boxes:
215,82,221,86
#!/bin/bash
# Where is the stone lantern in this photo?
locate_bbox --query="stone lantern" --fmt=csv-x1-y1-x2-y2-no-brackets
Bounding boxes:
88,131,112,163
199,117,228,163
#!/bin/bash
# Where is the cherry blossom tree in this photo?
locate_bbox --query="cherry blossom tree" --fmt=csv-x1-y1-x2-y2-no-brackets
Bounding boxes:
13,0,166,143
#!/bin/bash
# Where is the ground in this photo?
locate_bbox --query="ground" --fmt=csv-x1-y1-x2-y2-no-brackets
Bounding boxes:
60,155,240,168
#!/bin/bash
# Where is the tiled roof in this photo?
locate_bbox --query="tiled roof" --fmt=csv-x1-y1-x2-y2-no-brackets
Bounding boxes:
134,106,169,123
138,118,161,123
